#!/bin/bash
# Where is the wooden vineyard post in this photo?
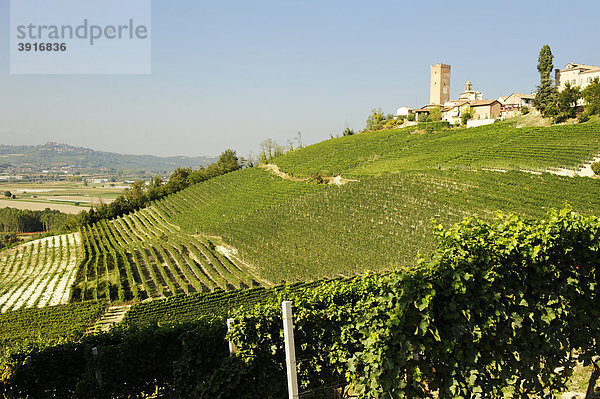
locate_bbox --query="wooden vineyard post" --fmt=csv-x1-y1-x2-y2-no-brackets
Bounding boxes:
282,301,299,399
227,318,237,355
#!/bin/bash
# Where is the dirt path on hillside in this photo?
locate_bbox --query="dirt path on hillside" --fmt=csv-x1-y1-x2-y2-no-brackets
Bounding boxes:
259,164,358,186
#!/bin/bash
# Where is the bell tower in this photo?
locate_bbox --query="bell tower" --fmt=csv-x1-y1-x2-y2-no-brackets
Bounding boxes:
430,63,451,105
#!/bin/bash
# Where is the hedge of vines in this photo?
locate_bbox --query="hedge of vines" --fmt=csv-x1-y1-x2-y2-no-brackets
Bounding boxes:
226,208,600,398
2,208,599,398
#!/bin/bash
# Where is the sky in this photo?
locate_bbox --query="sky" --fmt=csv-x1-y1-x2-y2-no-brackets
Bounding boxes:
1,0,599,158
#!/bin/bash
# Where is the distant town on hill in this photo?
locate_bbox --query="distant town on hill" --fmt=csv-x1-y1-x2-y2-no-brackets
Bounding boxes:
0,142,216,179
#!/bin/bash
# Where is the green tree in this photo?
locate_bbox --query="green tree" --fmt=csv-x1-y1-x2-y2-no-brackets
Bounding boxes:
582,77,600,116
365,108,385,131
461,106,474,125
533,45,558,118
216,149,241,174
429,106,442,121
556,82,581,122
3,191,11,198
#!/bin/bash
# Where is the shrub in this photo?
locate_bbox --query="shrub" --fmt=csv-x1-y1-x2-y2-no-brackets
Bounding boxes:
310,172,325,184
342,127,355,136
591,161,600,175
407,114,416,121
579,109,591,123
521,106,530,115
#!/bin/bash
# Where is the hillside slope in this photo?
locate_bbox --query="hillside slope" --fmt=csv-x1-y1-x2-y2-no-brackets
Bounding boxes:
272,121,600,177
2,121,600,304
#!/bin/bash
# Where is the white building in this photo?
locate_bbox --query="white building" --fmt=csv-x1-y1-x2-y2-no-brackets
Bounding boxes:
395,106,413,117
555,63,600,91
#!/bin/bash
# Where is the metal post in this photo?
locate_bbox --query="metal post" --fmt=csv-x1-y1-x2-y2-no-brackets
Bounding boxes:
227,318,237,355
91,347,103,388
282,301,299,399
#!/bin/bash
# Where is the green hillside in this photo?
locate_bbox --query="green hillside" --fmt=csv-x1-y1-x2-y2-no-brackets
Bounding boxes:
63,121,600,300
1,121,600,305
272,120,600,177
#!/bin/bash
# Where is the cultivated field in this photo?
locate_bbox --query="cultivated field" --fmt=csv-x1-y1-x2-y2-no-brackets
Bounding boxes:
0,233,81,312
0,180,125,213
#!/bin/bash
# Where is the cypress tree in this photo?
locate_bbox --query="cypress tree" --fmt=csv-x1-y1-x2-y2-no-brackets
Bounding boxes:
533,45,558,118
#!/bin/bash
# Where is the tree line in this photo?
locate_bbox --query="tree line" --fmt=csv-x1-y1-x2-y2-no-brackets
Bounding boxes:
0,208,77,234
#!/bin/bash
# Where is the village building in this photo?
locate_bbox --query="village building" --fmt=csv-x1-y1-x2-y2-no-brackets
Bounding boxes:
469,99,501,120
441,100,469,125
555,63,600,91
395,106,413,117
501,93,535,118
456,81,482,102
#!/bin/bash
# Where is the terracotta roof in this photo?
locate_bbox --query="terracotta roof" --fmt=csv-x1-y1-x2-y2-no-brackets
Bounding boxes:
469,100,499,106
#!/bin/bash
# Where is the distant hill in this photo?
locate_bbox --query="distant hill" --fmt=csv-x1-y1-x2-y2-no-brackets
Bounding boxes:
0,142,216,175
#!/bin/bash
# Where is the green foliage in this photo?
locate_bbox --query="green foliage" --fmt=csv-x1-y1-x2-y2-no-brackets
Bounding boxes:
534,45,559,118
582,77,600,116
556,82,581,122
591,161,600,175
122,280,324,327
429,106,442,121
0,300,107,350
365,108,386,131
521,105,530,115
0,232,18,252
416,121,450,131
0,318,228,398
214,170,600,283
342,127,355,136
461,106,474,125
224,209,600,398
418,112,428,122
84,149,243,225
407,113,416,121
5,210,600,397
0,207,78,233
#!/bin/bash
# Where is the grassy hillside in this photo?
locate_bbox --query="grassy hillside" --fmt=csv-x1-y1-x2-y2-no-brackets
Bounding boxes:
2,121,600,305
272,120,600,177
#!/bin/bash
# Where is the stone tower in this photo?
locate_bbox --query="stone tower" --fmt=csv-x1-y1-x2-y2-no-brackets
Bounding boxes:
430,63,451,105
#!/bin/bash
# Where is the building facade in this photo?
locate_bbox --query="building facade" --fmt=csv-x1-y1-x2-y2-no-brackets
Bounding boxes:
430,63,451,105
469,100,501,120
555,63,600,91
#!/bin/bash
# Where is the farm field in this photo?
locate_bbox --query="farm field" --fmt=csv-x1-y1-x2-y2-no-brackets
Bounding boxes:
0,199,86,214
0,180,125,213
70,206,269,303
57,122,600,301
0,299,107,349
0,233,81,312
272,120,600,178
1,122,600,317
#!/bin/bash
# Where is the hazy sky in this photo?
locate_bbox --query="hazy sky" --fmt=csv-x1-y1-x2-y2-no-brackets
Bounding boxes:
1,0,599,158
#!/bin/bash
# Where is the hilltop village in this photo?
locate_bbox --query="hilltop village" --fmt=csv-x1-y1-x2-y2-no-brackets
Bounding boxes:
396,62,600,127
